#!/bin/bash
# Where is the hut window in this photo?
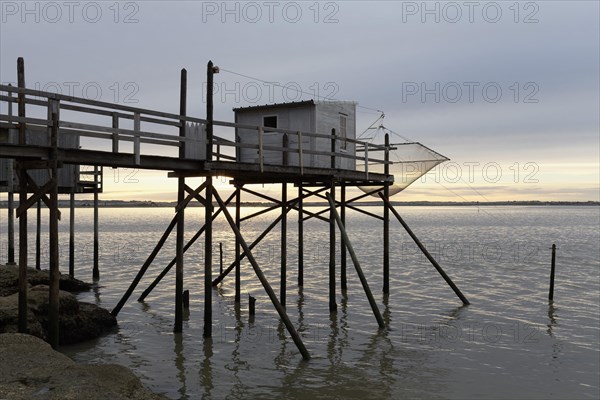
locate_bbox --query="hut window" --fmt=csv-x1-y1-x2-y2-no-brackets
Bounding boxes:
339,114,347,150
263,115,278,128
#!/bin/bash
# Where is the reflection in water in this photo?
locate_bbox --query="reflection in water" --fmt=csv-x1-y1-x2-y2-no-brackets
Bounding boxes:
200,338,214,400
173,333,187,399
547,302,558,337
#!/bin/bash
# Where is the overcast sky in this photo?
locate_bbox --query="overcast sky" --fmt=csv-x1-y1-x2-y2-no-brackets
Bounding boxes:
1,1,598,201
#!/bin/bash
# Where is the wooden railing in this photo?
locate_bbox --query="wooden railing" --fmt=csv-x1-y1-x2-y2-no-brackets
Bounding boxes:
0,84,391,177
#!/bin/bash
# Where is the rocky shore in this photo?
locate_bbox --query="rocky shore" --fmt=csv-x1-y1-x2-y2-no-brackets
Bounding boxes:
0,265,167,399
0,333,166,399
0,264,115,344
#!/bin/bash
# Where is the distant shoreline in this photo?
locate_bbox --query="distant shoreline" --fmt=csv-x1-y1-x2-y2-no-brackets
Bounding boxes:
0,200,598,208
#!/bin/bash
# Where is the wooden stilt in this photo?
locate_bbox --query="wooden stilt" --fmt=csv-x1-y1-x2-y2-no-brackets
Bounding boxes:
381,194,470,305
383,133,390,294
92,165,99,280
281,182,287,307
69,184,75,277
174,68,187,333
326,192,385,328
298,183,304,287
213,189,310,360
48,104,60,348
549,244,556,301
329,181,337,312
7,179,15,265
204,60,216,338
17,57,27,333
340,183,347,291
235,186,241,303
35,200,41,270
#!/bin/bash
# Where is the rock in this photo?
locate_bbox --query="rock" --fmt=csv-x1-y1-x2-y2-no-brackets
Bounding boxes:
0,333,166,399
0,264,92,297
0,286,116,345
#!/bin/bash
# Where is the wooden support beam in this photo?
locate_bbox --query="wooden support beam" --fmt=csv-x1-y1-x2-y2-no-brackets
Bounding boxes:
137,191,235,302
329,182,337,312
35,200,41,270
340,184,347,291
381,193,470,305
326,192,385,329
16,178,56,217
281,182,287,307
48,107,60,348
17,57,28,334
213,188,310,360
183,183,207,206
174,68,187,333
235,187,241,303
297,183,304,287
177,181,207,212
204,61,215,338
69,185,75,277
21,173,61,219
92,165,99,280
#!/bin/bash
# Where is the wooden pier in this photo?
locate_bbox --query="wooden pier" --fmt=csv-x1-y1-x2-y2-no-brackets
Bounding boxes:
0,58,469,359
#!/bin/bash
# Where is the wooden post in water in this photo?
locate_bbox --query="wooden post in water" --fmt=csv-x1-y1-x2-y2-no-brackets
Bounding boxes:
219,242,223,274
298,183,304,287
92,165,99,280
35,200,41,270
6,86,15,266
235,186,241,303
17,57,28,333
204,60,217,338
329,183,337,312
326,192,385,329
174,68,187,333
549,244,556,301
383,133,390,294
281,182,287,307
340,183,347,291
69,182,75,277
48,103,60,349
7,165,15,265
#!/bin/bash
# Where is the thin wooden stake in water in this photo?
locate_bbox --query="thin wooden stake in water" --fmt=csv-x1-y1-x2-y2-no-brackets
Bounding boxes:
326,192,385,329
549,244,556,301
381,193,470,305
17,57,28,334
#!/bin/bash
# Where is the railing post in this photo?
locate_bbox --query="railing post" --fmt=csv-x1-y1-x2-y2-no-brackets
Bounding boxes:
175,68,187,333
112,113,119,153
133,112,140,165
330,129,336,169
282,133,289,166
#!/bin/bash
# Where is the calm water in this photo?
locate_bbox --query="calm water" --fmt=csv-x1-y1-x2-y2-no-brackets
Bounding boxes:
2,205,599,399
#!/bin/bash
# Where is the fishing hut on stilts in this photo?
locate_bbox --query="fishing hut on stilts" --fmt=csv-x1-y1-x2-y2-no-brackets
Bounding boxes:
0,58,469,359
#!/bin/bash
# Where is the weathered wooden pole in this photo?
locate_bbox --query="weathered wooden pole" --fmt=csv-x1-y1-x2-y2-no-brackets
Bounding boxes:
383,133,390,294
35,200,41,270
48,103,61,349
174,68,187,333
69,181,75,277
297,183,304,287
381,194,470,305
7,166,15,265
213,189,310,360
6,86,15,266
219,242,223,274
92,165,99,280
17,57,28,333
204,60,217,338
329,182,337,312
235,186,241,303
549,244,556,301
281,182,287,307
249,295,256,315
340,183,347,291
326,192,385,328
